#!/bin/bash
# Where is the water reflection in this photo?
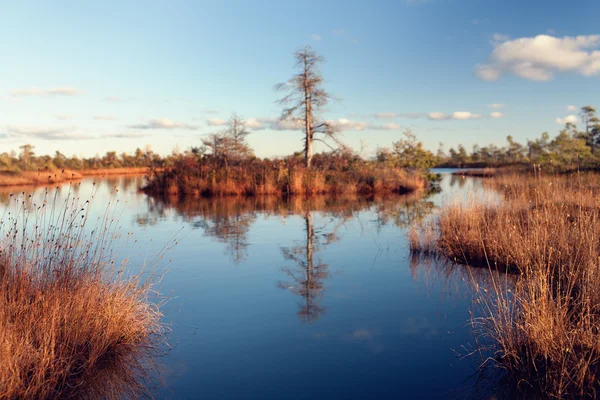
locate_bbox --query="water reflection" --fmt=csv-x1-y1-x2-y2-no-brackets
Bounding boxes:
135,192,439,323
279,211,334,322
0,174,516,398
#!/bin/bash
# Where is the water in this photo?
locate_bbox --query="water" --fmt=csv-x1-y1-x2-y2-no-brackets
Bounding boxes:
0,172,500,399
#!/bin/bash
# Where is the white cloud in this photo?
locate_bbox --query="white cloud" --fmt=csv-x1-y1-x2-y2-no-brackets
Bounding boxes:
332,28,345,37
475,34,600,81
245,118,266,130
376,123,402,130
374,112,424,119
488,103,505,109
567,105,578,111
312,34,322,41
490,112,504,119
556,114,578,125
55,114,74,121
452,111,481,120
10,87,84,97
428,111,492,121
207,118,226,126
327,118,403,131
6,125,92,140
428,112,451,120
330,118,368,131
128,118,199,130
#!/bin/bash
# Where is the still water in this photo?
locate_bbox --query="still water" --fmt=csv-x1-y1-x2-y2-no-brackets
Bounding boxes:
1,171,499,399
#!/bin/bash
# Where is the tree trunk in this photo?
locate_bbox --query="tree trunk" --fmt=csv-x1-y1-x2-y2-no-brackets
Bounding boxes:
305,212,313,319
303,61,313,169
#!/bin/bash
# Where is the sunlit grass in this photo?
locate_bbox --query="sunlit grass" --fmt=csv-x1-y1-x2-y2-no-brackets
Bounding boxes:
411,172,600,398
0,183,168,399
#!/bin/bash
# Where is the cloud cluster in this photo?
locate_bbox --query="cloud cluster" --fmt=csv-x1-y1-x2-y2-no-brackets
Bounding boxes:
556,115,578,125
428,111,485,120
475,34,600,81
129,118,199,130
567,105,578,111
374,112,423,119
488,103,505,109
206,116,403,132
375,111,503,120
10,87,84,97
206,118,226,126
5,125,91,140
3,125,151,141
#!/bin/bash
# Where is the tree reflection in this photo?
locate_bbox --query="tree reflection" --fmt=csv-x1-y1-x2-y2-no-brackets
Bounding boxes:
278,210,340,323
137,192,440,321
135,196,257,263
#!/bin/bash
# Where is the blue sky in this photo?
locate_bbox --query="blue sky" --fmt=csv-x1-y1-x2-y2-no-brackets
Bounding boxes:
1,0,599,158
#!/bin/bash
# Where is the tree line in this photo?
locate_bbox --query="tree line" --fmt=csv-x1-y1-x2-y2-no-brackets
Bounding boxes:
438,106,600,168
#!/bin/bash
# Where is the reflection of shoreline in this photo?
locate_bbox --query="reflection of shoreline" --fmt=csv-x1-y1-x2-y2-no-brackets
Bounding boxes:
136,191,435,223
0,175,146,201
137,192,439,323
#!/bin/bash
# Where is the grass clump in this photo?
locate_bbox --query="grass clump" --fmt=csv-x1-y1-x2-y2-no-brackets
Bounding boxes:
0,184,166,399
411,172,600,399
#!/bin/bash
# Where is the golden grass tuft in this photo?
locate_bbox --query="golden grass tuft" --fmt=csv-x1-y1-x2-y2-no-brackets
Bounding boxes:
412,172,600,398
0,186,166,399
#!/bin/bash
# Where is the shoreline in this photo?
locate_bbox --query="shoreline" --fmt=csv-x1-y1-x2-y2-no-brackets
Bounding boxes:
0,167,154,188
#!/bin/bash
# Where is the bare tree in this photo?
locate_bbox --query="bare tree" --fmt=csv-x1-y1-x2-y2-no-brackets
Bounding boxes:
226,113,253,162
202,113,253,163
276,46,339,168
202,133,229,160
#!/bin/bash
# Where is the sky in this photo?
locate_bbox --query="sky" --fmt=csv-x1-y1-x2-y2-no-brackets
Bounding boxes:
1,0,599,158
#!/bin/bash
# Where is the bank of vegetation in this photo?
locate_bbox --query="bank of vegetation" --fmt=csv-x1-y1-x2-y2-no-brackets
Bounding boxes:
411,172,600,398
0,188,166,399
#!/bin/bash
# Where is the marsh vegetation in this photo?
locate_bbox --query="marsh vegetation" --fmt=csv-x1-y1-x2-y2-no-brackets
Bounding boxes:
412,171,600,398
0,183,167,399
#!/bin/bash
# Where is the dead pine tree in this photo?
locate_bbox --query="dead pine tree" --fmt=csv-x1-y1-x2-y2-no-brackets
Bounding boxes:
276,46,340,169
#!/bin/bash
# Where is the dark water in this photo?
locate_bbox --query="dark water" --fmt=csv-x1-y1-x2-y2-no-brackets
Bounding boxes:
0,172,500,399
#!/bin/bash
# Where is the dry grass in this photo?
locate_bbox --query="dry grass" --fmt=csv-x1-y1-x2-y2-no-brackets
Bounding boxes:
142,157,426,198
0,169,83,187
79,167,154,176
0,185,166,399
411,172,600,398
0,167,156,188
